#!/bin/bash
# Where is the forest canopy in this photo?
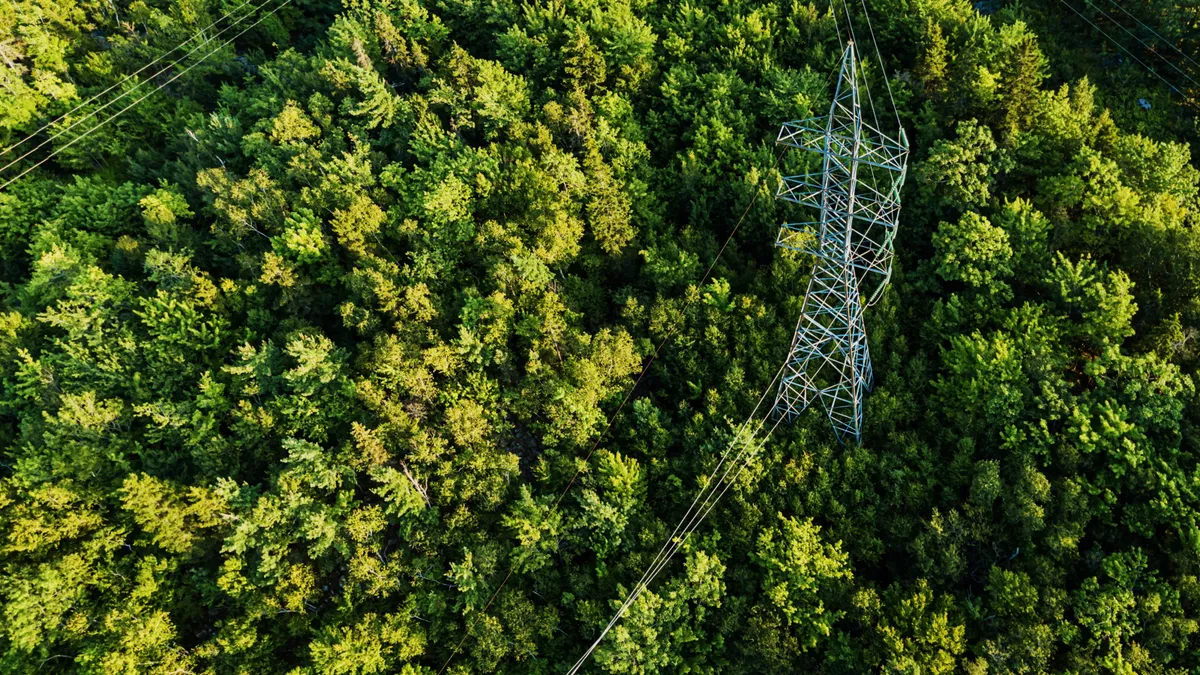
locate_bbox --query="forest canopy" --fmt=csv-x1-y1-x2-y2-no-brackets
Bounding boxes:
1,0,1200,673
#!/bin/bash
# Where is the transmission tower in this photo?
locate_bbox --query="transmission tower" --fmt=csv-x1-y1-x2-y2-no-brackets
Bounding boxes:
772,41,909,445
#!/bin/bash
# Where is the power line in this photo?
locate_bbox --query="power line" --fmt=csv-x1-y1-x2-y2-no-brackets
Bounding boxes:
859,0,903,130
1085,0,1200,94
568,389,787,672
600,364,784,612
828,0,846,54
568,419,783,674
0,0,256,160
435,148,787,675
645,416,784,586
1104,0,1200,74
566,378,787,675
838,0,884,137
1055,0,1190,101
0,0,293,192
0,0,272,178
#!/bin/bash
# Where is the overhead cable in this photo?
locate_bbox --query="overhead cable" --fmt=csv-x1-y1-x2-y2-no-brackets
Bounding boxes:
1055,0,1191,101
1085,0,1200,94
1103,0,1200,73
1,0,259,165
566,369,787,675
0,0,293,192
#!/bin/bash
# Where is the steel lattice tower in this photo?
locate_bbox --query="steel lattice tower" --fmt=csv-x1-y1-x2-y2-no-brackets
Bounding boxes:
772,41,909,445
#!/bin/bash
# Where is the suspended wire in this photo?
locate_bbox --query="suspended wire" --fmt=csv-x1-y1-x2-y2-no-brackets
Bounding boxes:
0,0,293,192
656,416,787,578
0,0,271,178
838,0,884,143
1103,0,1200,73
596,363,784,616
0,0,257,159
635,412,783,595
568,417,784,675
589,410,786,655
567,364,788,675
838,0,875,129
1084,0,1200,94
1054,0,1190,101
435,147,788,675
566,420,772,674
828,0,846,55
858,0,903,132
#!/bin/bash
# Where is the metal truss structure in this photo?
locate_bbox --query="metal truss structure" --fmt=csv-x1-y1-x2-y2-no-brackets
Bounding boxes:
772,41,909,445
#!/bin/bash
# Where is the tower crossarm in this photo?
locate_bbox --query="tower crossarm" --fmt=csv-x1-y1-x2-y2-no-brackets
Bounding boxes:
777,120,908,173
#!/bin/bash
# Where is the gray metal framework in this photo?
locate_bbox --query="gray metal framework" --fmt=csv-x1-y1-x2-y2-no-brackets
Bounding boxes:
772,41,909,445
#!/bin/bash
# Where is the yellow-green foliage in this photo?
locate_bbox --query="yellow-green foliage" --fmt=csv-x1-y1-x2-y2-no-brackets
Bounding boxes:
0,0,1199,673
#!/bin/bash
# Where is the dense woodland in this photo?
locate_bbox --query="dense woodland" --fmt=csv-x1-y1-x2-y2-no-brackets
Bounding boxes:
2,0,1200,672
